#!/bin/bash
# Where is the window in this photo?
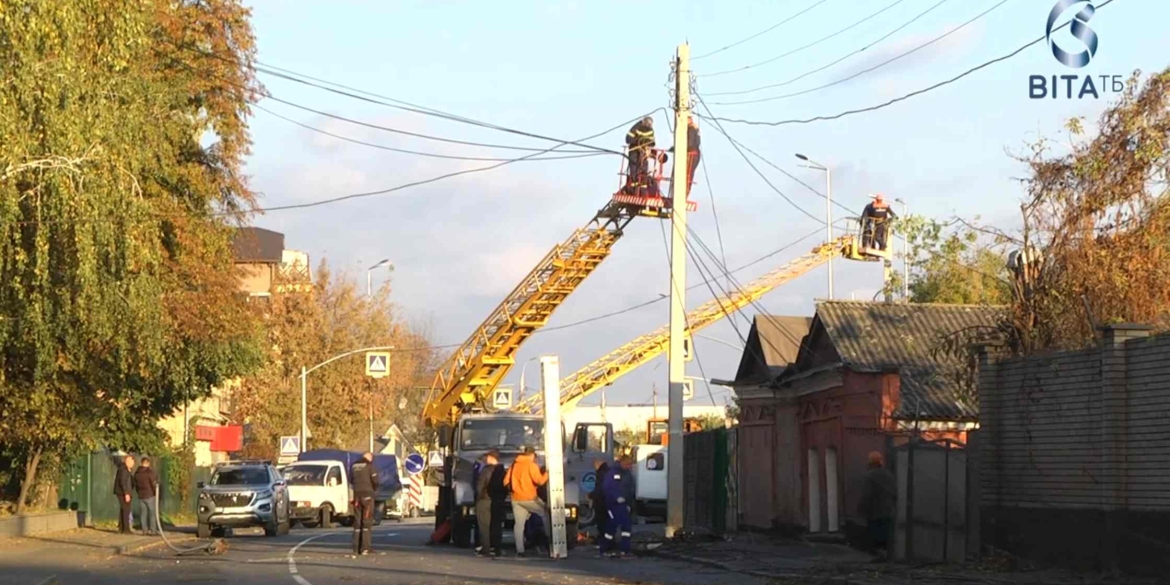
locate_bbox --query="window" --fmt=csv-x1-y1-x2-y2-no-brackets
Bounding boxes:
645,453,665,471
283,465,328,486
573,424,609,453
325,466,343,487
460,418,545,451
210,467,269,486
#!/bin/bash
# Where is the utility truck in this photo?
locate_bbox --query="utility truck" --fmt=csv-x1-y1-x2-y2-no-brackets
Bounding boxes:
282,450,401,528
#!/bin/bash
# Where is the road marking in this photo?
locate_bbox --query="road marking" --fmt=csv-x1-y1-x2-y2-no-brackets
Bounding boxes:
286,527,399,584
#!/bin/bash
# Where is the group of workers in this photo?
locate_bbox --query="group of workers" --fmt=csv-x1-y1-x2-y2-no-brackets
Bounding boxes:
469,448,637,559
623,115,701,198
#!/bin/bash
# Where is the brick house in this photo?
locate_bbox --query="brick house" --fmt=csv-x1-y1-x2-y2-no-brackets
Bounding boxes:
735,301,1002,533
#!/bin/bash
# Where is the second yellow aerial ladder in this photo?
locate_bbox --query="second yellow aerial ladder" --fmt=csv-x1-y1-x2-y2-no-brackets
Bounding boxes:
517,235,854,413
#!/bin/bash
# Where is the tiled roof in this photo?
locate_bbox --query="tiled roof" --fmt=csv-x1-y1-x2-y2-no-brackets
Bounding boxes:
731,315,811,386
815,301,1006,420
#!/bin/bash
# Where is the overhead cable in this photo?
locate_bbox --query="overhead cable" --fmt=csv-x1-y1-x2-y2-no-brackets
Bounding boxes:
698,0,1115,125
692,0,833,61
702,0,913,78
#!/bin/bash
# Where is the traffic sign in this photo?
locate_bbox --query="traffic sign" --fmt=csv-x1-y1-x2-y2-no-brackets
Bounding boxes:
280,436,301,456
404,453,426,476
365,351,390,378
428,450,444,467
492,387,512,409
683,379,694,401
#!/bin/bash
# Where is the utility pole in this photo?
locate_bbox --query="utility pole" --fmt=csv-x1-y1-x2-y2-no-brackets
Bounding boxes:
666,42,690,539
825,168,833,299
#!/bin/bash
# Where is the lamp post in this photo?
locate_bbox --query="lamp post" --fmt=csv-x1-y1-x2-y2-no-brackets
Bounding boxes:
693,333,745,351
517,356,540,405
796,153,832,299
367,259,394,297
894,198,908,300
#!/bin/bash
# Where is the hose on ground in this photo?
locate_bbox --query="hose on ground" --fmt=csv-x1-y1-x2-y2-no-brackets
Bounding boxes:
152,484,228,556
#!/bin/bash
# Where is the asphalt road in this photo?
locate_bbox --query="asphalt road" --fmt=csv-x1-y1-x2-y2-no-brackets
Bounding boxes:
0,519,766,585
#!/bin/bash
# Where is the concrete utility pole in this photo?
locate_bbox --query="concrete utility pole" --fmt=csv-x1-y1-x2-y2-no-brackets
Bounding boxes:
666,42,690,539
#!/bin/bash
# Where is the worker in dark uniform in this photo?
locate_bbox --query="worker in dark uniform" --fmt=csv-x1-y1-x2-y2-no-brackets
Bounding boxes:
114,454,134,534
624,117,655,195
861,193,897,251
485,451,508,557
600,462,632,558
351,452,379,556
859,451,896,562
684,116,701,196
589,459,610,544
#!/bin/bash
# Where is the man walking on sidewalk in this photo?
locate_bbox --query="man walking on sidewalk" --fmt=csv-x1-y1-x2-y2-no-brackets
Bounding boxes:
504,445,549,557
474,450,503,557
114,455,134,534
134,456,160,535
350,452,379,556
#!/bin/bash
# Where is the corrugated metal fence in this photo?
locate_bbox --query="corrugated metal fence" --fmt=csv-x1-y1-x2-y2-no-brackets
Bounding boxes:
58,452,210,526
682,427,737,535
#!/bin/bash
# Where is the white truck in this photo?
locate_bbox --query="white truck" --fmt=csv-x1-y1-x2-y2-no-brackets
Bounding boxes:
281,452,400,528
632,444,668,518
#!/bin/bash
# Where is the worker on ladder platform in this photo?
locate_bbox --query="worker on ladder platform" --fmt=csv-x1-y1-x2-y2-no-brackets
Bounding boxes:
861,193,897,252
667,116,701,196
624,116,655,196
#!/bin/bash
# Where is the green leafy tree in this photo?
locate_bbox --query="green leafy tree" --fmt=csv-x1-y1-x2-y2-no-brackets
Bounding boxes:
232,263,436,460
0,0,263,513
896,215,1013,305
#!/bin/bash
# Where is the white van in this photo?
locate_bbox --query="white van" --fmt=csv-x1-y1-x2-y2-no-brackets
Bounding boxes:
281,460,353,528
632,444,667,517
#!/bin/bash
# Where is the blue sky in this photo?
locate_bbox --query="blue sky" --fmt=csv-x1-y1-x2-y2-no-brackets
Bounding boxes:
241,0,1164,407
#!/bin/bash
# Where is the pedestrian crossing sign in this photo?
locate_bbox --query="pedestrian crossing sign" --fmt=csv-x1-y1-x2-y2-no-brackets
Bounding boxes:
492,388,512,409
280,436,301,456
365,351,390,378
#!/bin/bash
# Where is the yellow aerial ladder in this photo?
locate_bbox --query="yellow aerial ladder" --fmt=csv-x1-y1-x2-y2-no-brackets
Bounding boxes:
516,235,854,413
421,150,696,427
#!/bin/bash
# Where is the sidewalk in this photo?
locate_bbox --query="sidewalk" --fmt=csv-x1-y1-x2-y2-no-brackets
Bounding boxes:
2,527,198,557
650,533,1153,585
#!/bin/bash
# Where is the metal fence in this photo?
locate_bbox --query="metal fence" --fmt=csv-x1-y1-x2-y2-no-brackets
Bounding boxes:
682,427,737,535
892,438,971,562
57,452,210,526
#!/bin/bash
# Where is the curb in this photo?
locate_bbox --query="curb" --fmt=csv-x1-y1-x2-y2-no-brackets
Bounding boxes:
116,535,195,556
651,548,861,584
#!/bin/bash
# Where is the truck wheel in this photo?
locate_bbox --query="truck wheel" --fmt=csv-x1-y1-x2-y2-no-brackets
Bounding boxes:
409,505,420,519
197,522,211,539
566,520,579,550
320,505,333,529
452,512,472,548
211,526,227,538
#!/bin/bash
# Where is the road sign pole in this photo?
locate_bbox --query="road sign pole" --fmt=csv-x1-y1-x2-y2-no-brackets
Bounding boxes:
300,367,308,453
541,355,568,559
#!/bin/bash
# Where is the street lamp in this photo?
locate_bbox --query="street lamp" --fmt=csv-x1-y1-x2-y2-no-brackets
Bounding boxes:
517,356,540,405
367,259,394,297
299,345,395,453
693,334,744,352
796,153,833,299
894,198,909,300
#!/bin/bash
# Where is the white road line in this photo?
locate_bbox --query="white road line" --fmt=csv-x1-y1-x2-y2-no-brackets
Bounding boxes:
286,527,400,584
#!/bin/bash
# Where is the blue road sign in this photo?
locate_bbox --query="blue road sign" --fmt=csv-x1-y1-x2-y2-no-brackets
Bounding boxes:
404,453,426,476
580,471,596,494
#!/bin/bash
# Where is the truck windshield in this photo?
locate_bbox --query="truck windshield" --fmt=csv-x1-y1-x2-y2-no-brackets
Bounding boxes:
282,465,327,486
211,467,269,486
460,419,545,451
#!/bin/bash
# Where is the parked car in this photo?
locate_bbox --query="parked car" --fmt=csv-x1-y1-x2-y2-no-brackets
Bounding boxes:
196,460,291,538
285,450,402,528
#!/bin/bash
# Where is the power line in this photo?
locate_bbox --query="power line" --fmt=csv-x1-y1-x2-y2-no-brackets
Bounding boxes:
692,0,833,61
706,0,956,96
699,0,1116,125
248,112,652,214
693,95,824,223
702,0,914,78
708,0,1011,104
253,104,609,162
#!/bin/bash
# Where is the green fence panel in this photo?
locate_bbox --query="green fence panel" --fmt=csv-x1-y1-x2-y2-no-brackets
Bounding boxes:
712,428,728,534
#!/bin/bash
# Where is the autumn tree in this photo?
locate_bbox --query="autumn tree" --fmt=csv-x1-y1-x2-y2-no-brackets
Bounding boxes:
0,0,263,512
232,263,436,460
896,215,1013,305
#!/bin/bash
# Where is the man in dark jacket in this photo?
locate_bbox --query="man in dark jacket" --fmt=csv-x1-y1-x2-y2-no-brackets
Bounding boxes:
114,455,135,534
859,451,896,561
589,459,609,543
351,452,379,555
600,463,631,557
624,117,655,195
134,456,160,535
474,450,503,557
860,193,897,251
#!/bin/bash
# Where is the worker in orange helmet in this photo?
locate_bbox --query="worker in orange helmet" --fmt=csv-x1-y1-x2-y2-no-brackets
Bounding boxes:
624,117,655,195
859,451,896,562
861,193,897,251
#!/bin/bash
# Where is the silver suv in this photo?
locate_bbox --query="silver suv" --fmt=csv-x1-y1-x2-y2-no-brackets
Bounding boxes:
196,460,290,538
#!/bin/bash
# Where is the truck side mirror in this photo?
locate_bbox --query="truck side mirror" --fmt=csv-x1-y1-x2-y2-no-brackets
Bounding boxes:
437,424,452,449
196,481,205,489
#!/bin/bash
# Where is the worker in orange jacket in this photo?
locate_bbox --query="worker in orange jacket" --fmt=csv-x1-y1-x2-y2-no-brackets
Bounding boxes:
504,446,549,557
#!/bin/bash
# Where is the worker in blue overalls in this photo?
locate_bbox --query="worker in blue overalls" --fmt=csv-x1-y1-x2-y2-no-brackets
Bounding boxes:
599,461,632,558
